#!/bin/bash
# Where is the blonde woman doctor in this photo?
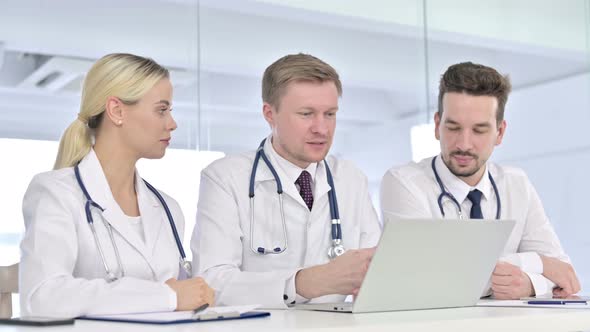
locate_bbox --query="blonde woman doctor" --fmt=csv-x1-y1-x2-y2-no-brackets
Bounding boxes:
19,53,214,317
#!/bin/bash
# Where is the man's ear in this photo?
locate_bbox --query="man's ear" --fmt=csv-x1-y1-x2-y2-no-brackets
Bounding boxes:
434,112,441,141
263,102,275,127
496,120,507,146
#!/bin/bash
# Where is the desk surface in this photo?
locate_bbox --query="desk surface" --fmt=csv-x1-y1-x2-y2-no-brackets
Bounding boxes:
2,306,590,332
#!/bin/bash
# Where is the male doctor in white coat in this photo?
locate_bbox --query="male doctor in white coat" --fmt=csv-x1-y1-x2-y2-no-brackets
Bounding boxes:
191,53,382,308
380,62,580,299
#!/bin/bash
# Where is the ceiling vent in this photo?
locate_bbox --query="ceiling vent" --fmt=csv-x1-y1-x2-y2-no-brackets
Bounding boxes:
17,55,195,93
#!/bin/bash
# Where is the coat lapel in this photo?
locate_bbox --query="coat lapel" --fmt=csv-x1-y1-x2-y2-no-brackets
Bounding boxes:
256,138,308,209
314,159,333,204
136,176,165,257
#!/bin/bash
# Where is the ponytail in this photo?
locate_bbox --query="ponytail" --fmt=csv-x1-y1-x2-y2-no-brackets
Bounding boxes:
53,118,92,169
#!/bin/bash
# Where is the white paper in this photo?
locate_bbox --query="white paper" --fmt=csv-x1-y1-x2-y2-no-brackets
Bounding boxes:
82,304,261,322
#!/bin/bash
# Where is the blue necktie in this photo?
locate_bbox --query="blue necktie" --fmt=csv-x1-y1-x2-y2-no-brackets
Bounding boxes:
467,189,483,219
295,171,314,211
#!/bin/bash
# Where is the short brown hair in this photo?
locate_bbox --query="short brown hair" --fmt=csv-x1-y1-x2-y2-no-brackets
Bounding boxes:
262,53,342,107
438,62,511,124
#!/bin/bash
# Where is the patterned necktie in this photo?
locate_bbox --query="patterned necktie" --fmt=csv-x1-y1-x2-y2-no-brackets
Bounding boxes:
467,189,483,219
295,170,314,211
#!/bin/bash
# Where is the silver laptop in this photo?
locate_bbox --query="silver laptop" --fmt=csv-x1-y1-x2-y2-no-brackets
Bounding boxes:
297,214,515,313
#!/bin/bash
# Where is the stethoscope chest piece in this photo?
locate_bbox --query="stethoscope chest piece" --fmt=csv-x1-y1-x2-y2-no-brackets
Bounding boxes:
328,241,346,260
105,271,118,283
181,259,193,277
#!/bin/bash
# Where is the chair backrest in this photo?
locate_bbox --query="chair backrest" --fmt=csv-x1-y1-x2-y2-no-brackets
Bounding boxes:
0,263,19,318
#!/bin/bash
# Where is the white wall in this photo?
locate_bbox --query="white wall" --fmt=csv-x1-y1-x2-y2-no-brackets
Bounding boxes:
493,73,590,291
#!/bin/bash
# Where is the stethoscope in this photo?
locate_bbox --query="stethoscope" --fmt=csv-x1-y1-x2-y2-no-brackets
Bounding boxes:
431,156,501,219
249,138,345,259
74,164,192,282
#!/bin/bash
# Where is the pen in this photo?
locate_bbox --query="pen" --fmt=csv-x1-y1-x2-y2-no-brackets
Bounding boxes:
527,300,587,305
193,303,210,314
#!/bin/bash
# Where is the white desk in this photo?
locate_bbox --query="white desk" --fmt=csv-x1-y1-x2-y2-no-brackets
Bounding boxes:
1,307,590,332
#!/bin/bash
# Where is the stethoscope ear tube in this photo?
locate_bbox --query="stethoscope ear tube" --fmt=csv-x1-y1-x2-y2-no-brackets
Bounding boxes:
325,162,343,243
249,145,263,198
249,139,288,255
143,179,193,278
143,180,187,259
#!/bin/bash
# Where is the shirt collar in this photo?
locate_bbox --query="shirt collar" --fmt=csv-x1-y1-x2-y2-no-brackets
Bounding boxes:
435,154,492,204
264,135,318,184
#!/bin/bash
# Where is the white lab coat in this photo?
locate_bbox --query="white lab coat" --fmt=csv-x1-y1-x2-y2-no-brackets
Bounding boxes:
191,138,381,308
20,150,183,317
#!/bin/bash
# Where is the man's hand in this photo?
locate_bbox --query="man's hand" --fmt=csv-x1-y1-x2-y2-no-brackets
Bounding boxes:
295,247,375,299
539,255,580,298
491,262,534,300
165,277,215,311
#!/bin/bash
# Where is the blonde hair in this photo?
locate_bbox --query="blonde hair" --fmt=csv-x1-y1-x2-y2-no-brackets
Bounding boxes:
262,53,342,108
54,53,169,169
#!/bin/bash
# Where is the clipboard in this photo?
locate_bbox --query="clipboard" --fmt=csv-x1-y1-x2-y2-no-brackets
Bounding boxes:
78,305,270,325
477,299,590,309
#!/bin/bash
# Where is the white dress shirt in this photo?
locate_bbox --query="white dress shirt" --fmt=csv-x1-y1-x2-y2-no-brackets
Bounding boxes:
192,136,381,308
380,155,571,296
271,143,318,195
127,215,145,243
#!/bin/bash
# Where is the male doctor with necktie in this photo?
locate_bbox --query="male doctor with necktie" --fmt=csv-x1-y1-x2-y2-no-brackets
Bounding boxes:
191,53,381,308
380,62,580,300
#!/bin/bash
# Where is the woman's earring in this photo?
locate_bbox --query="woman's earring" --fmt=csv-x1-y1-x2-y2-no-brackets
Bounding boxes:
117,120,122,125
